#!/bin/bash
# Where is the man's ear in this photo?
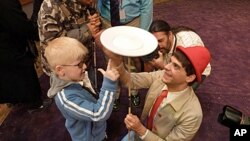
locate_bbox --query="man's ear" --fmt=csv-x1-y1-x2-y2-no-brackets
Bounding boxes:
186,74,196,83
168,31,173,40
168,31,175,46
169,31,173,35
55,65,65,77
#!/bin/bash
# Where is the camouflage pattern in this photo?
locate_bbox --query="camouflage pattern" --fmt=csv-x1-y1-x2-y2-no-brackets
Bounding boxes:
38,0,94,74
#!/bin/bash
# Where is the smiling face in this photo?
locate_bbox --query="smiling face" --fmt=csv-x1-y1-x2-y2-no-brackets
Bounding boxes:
162,56,187,84
162,55,196,91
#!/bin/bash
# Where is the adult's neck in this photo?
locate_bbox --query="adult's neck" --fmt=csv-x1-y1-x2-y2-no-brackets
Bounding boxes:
167,83,188,92
169,31,175,49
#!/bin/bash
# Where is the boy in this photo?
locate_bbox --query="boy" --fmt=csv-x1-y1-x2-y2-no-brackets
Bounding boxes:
45,37,119,141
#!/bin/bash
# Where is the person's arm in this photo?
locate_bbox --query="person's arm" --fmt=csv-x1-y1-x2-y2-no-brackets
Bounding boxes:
95,33,131,86
56,78,116,121
95,31,162,89
124,111,202,141
67,12,102,41
102,49,130,86
56,60,119,121
38,2,67,43
139,0,153,30
38,1,96,44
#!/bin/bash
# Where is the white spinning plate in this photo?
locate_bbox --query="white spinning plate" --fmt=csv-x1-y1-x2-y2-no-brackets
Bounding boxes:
100,26,157,57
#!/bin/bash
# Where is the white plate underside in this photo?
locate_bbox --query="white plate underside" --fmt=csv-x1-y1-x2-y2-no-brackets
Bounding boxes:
100,26,158,57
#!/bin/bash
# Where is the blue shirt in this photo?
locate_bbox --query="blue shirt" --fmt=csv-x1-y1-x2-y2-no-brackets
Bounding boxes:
54,77,117,141
98,0,153,30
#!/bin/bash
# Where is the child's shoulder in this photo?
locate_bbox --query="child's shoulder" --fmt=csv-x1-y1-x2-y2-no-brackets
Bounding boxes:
64,83,83,92
64,83,92,95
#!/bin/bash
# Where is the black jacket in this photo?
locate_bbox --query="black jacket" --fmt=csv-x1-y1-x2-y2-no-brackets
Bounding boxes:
0,0,42,104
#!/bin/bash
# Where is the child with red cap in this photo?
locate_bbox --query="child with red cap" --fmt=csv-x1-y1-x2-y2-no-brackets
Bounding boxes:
104,45,211,141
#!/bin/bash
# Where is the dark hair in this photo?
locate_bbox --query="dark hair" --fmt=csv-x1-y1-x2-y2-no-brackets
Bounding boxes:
149,20,171,34
173,50,196,86
141,20,171,62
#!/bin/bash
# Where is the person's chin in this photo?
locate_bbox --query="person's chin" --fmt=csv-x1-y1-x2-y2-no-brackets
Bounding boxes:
162,77,169,84
159,49,166,54
162,73,171,83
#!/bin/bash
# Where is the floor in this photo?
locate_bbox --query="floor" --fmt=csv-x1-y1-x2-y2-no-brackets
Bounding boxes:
1,0,250,141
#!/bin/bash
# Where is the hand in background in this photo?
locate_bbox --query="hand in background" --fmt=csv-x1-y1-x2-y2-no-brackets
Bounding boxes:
87,13,101,36
151,51,165,70
89,13,101,27
143,62,156,72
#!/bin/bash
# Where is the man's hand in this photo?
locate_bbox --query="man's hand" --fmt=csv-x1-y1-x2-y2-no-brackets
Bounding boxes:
124,114,147,136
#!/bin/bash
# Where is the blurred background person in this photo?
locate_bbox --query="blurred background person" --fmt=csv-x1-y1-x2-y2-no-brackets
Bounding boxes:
0,0,51,112
38,0,102,98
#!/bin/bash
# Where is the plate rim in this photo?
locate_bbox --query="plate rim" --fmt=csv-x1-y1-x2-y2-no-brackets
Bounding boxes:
100,26,158,57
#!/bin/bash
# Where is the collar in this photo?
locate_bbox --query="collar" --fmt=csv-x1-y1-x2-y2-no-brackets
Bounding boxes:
168,86,194,112
161,85,168,91
169,34,177,55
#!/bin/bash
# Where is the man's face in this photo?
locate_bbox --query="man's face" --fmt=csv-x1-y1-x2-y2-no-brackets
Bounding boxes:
162,56,188,86
78,0,93,6
152,31,171,55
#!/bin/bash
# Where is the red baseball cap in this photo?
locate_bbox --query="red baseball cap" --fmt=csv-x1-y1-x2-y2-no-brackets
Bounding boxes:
176,46,211,82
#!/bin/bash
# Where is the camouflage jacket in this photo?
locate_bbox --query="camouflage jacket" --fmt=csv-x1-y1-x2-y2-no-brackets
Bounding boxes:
38,0,95,74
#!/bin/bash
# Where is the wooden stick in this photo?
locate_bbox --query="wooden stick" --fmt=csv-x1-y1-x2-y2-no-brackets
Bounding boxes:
128,57,131,141
128,57,131,114
93,42,98,90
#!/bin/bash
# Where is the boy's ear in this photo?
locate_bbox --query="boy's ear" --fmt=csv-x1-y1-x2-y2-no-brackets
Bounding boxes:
55,65,65,77
186,74,196,83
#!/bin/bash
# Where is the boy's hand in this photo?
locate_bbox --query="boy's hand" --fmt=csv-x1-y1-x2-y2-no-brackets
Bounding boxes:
98,59,120,81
